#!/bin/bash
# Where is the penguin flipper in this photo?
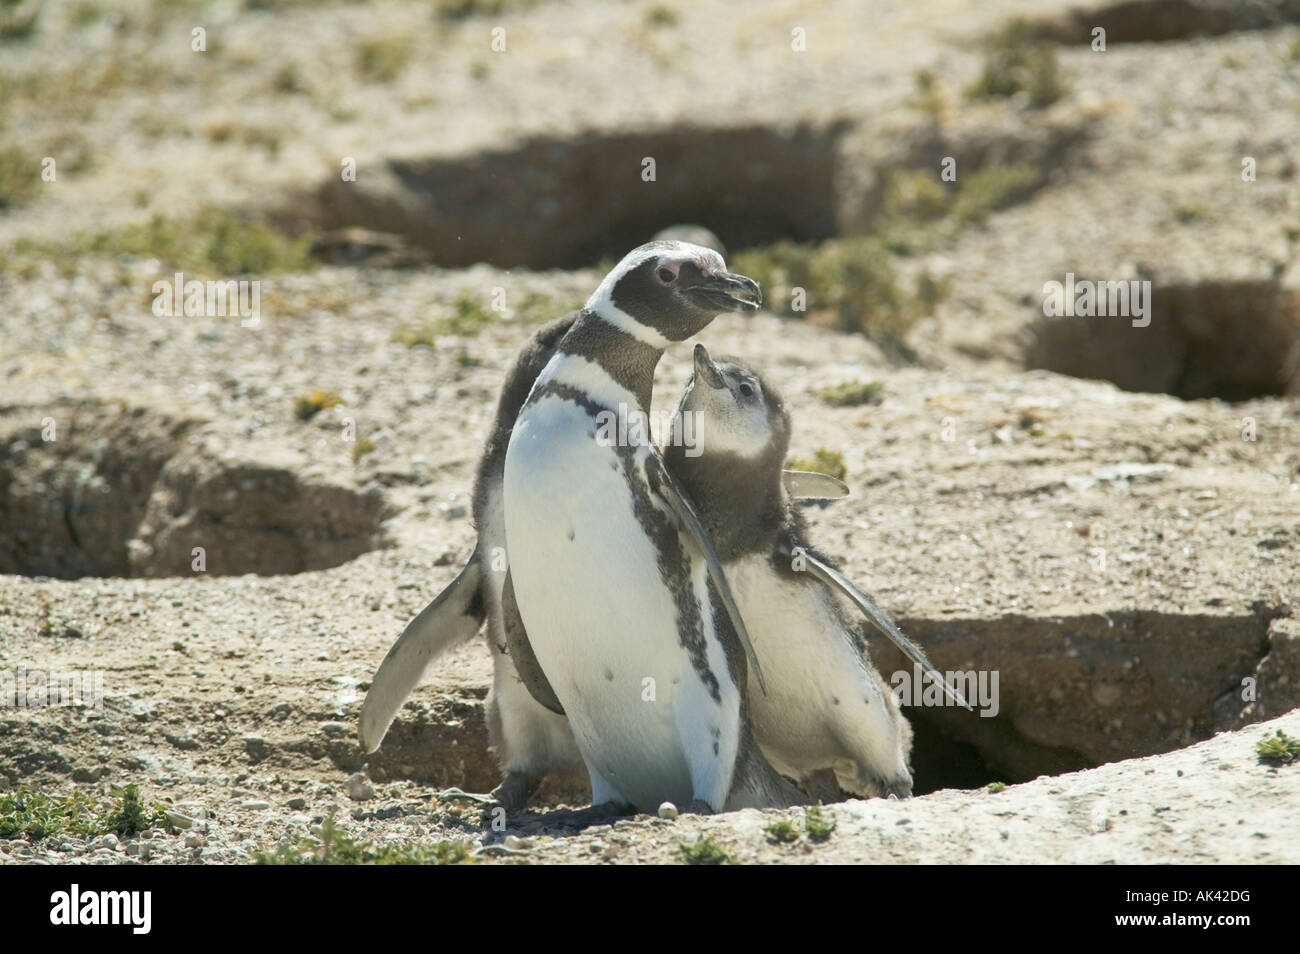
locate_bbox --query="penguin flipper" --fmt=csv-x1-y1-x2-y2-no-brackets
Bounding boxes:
359,547,487,753
645,456,768,693
791,547,973,711
501,570,566,716
782,470,850,501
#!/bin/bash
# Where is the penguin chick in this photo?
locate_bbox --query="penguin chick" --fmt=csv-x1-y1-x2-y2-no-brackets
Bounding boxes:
662,344,971,798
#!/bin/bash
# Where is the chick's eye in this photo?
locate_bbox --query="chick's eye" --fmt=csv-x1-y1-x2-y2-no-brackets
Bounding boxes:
738,382,755,398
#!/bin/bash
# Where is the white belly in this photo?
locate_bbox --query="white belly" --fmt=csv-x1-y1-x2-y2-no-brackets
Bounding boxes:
727,553,910,791
503,395,740,810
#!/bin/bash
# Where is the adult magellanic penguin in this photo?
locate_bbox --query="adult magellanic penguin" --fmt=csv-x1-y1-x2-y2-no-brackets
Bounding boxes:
502,240,802,814
663,344,972,799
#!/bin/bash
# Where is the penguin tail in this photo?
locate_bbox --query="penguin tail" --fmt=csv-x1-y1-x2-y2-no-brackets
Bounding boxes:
358,545,487,753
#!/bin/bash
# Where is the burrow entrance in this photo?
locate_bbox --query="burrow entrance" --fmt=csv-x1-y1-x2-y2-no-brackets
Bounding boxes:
303,124,849,270
0,401,389,578
1024,0,1300,45
1025,277,1300,400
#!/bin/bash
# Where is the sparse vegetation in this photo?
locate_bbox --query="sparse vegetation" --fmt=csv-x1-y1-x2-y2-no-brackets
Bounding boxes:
908,68,952,125
0,784,169,841
294,390,341,421
679,835,736,865
203,118,285,155
395,291,502,346
763,819,800,844
1256,730,1300,765
253,816,475,865
645,4,678,27
966,20,1065,108
732,238,921,343
818,380,884,407
350,437,376,464
0,143,40,209
804,805,836,842
785,448,846,481
987,781,1007,793
434,0,524,19
18,207,316,277
0,0,38,42
354,33,415,83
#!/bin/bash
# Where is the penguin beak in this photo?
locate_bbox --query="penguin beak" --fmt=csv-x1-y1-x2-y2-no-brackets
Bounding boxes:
687,270,763,313
693,343,726,390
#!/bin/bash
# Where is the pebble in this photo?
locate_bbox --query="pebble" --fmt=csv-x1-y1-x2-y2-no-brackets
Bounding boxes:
241,800,272,811
287,797,307,810
657,801,678,820
185,833,207,848
96,834,120,851
504,835,532,850
344,773,375,801
165,810,195,829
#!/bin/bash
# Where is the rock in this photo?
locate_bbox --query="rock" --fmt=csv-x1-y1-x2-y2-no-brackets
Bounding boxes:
164,810,195,829
287,797,307,810
344,774,374,801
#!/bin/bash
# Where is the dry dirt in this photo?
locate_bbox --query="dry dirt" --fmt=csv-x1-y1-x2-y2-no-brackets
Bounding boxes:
1,0,1299,864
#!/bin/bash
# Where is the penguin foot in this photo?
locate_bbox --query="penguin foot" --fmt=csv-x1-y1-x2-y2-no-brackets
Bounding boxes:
488,772,536,817
682,800,716,816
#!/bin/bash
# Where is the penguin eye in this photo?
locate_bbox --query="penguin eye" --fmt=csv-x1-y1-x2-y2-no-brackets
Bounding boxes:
738,381,755,398
656,266,677,284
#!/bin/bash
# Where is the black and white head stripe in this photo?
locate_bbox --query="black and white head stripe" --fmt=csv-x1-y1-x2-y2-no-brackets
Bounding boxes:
585,240,761,345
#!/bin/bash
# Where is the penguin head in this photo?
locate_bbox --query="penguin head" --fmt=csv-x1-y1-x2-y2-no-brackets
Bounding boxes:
586,241,762,344
677,343,791,463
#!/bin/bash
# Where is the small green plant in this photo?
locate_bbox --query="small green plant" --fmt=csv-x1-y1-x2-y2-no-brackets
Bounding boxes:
987,781,1007,793
105,783,168,835
764,819,800,844
440,291,496,335
350,438,376,464
817,380,884,407
907,68,950,124
0,0,38,42
434,0,519,18
645,4,678,27
1256,730,1300,765
950,163,1043,225
0,143,40,210
294,390,341,421
354,33,414,83
804,805,836,842
966,20,1065,108
254,816,475,865
679,836,735,865
785,448,846,481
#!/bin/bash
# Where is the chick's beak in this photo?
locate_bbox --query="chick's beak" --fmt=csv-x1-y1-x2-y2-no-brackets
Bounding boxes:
693,343,726,389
